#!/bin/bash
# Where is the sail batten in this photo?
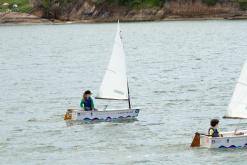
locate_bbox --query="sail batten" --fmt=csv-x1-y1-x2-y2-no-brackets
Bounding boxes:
96,22,128,100
95,97,128,100
225,59,247,119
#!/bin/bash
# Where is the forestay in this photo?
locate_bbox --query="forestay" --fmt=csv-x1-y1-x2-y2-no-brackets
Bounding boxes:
96,22,128,100
225,59,247,118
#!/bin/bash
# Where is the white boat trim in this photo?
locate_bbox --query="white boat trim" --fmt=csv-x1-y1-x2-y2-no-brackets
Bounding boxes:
66,108,140,121
196,130,247,148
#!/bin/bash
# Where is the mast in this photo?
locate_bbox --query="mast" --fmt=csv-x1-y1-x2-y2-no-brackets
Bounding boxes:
127,80,131,109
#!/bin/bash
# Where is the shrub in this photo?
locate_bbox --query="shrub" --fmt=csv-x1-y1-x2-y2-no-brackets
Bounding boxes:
0,0,32,13
202,0,218,6
107,0,164,8
238,0,247,10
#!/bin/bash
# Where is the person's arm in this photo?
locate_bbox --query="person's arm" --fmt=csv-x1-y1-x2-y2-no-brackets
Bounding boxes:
90,97,95,111
80,99,84,109
218,128,223,137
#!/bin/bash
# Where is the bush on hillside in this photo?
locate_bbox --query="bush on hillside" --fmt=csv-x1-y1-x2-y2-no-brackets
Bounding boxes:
0,0,32,12
106,0,165,8
238,0,247,10
202,0,218,6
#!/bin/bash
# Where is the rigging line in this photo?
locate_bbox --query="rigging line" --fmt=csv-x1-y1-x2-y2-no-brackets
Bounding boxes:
127,80,131,109
234,119,242,135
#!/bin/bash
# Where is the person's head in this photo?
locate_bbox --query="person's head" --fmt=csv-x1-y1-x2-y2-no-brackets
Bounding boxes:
210,119,219,128
83,90,92,99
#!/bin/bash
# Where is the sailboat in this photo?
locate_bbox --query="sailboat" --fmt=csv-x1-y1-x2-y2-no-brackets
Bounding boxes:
64,21,140,121
191,58,247,148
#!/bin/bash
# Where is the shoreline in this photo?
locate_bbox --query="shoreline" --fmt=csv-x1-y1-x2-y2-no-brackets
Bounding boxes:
1,12,247,25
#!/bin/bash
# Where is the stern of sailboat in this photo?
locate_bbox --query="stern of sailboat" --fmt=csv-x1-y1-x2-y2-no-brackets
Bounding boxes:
64,109,74,120
191,132,201,147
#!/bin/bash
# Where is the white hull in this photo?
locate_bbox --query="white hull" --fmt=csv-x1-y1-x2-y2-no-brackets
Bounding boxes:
199,130,247,148
65,108,140,121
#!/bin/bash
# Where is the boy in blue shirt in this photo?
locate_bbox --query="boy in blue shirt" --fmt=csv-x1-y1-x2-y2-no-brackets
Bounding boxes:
80,90,95,111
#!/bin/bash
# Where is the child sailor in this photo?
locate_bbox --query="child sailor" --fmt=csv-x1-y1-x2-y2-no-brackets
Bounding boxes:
80,90,95,111
208,119,223,137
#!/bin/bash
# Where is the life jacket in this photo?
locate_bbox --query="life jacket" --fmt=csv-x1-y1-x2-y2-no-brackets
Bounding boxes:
83,97,92,111
208,127,219,137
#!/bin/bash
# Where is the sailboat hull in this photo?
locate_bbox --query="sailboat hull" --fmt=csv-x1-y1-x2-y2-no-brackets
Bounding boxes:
192,130,247,148
64,108,140,121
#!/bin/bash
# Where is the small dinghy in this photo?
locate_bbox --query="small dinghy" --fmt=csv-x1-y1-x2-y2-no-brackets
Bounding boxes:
64,21,140,122
191,58,247,148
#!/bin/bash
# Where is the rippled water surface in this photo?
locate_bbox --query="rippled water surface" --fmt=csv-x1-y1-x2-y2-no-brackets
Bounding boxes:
1,20,247,164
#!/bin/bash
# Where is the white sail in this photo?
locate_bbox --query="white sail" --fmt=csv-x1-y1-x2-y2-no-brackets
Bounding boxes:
225,59,247,118
96,22,128,100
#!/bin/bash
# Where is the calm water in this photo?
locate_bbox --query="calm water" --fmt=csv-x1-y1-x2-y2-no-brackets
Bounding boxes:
1,20,247,164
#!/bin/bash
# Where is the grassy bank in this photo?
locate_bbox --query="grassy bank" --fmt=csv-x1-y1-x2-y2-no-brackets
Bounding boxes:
0,0,32,13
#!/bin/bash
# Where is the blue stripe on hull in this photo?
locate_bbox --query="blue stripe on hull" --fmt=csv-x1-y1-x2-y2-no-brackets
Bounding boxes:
219,145,242,148
82,115,135,121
